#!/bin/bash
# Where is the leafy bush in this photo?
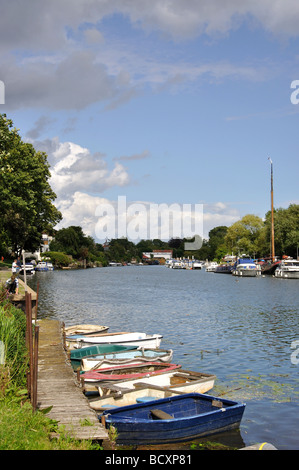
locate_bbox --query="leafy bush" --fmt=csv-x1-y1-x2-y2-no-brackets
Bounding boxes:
0,295,28,392
41,251,71,267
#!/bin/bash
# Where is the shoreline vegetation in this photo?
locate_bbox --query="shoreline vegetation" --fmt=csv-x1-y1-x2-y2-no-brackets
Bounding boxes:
0,280,102,450
0,114,298,271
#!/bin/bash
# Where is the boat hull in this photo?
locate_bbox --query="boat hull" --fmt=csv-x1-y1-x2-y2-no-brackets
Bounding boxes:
70,344,138,369
82,362,181,384
89,372,216,411
91,369,216,396
68,332,163,350
81,348,173,371
65,324,109,336
275,270,299,279
232,268,260,277
102,392,245,445
215,265,233,274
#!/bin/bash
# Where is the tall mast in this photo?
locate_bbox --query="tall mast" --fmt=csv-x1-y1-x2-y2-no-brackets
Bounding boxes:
268,157,275,262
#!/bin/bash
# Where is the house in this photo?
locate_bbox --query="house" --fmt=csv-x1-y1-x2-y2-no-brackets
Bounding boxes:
142,250,173,263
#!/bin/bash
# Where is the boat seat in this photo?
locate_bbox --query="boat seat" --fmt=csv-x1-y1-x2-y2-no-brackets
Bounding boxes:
212,400,223,408
101,384,132,394
150,409,174,420
136,396,158,403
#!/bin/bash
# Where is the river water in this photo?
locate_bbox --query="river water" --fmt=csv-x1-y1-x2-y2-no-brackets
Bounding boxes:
28,266,299,450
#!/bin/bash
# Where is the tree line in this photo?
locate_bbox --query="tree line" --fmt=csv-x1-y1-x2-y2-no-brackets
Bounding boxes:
46,203,299,266
1,113,298,265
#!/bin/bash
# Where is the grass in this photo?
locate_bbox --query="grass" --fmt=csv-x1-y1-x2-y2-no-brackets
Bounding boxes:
0,395,103,450
0,287,102,450
0,270,27,296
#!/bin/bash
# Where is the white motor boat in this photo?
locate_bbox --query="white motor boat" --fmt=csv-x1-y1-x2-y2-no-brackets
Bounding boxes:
35,261,54,271
274,259,299,279
232,257,261,277
205,262,219,272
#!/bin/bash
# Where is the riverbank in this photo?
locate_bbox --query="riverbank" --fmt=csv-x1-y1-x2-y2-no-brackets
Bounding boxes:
0,279,103,450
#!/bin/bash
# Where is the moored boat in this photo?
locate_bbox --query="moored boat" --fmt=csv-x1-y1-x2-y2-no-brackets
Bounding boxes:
81,348,173,371
81,362,181,384
232,256,261,277
19,263,35,275
88,370,216,410
65,324,109,336
215,264,233,274
192,260,203,269
88,368,216,396
67,331,163,349
274,259,299,279
205,262,219,272
70,344,139,369
35,261,54,271
259,259,280,275
89,384,184,411
101,392,246,445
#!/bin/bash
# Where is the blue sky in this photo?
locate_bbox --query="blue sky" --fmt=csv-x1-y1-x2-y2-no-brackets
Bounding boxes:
1,1,299,241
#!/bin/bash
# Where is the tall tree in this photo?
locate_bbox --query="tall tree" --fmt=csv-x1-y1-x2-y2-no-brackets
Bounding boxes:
224,214,264,257
0,114,62,254
263,204,299,258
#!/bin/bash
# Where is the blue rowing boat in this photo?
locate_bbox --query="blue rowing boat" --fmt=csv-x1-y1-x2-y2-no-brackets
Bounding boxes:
101,392,245,445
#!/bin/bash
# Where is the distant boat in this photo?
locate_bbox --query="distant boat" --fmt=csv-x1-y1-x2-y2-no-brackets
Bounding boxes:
259,259,280,275
274,259,299,279
81,348,174,371
215,264,233,274
20,263,35,275
67,331,163,349
232,256,261,277
205,262,219,272
35,261,54,271
101,392,246,445
192,260,203,269
88,370,216,411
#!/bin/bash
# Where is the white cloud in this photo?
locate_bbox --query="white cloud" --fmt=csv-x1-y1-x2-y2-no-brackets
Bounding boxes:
34,137,130,200
1,1,298,111
2,0,299,53
55,192,112,238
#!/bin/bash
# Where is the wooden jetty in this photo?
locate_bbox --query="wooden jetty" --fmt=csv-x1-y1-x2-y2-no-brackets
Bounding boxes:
37,319,108,442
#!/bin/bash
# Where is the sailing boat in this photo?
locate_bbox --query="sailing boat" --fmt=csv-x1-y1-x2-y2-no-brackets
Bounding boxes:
260,158,280,275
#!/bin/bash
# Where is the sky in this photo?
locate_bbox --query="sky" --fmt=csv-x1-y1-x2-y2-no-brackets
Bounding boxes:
1,0,299,243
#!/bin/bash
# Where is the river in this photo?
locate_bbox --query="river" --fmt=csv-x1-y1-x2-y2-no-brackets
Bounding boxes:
27,265,299,450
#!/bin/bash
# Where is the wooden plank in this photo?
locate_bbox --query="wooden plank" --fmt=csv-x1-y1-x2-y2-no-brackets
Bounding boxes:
150,409,174,420
37,319,108,441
